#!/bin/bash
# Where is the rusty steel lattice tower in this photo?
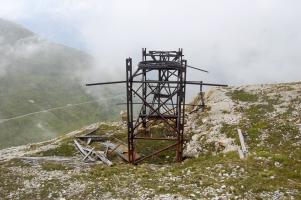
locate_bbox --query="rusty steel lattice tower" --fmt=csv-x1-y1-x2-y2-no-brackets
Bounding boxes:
87,48,227,164
126,49,187,163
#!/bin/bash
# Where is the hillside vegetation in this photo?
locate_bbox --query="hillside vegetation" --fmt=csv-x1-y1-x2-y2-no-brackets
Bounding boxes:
0,82,300,199
0,19,123,149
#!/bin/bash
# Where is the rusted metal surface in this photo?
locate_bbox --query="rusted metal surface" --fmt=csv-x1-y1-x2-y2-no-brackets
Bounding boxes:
86,48,227,164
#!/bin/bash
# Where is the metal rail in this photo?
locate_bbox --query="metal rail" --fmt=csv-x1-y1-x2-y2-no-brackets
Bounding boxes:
87,80,227,87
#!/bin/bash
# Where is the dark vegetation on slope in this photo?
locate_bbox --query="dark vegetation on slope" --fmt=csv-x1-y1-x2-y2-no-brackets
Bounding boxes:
0,19,124,149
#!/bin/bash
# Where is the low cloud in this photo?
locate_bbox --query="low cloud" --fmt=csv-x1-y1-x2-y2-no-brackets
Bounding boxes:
36,122,56,138
0,0,301,89
0,59,8,77
0,35,49,78
0,111,3,120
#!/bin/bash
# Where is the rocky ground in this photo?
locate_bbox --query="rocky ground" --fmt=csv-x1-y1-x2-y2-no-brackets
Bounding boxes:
0,82,300,199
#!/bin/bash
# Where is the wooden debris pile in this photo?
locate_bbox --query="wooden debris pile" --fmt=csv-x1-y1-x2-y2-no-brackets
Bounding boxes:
74,139,113,166
73,125,140,166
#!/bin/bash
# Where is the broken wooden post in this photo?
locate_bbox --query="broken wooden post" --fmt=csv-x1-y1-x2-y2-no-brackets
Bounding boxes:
74,139,113,166
74,139,96,162
238,148,245,159
82,147,95,162
237,129,248,159
95,152,113,166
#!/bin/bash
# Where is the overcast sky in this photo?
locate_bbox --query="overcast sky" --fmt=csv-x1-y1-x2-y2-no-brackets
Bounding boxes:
0,0,300,88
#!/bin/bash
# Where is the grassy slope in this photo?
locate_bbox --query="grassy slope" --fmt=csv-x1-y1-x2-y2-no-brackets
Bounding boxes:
0,19,124,148
0,82,300,199
0,124,300,199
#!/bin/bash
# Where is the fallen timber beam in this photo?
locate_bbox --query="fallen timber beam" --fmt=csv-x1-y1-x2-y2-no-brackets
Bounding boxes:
237,129,248,159
74,139,95,162
74,139,113,166
82,147,95,162
95,152,113,166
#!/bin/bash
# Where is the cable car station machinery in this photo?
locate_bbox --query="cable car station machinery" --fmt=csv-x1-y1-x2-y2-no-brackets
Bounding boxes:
87,48,227,164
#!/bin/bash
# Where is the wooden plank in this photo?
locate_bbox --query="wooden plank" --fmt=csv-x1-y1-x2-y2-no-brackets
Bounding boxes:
96,152,113,166
237,148,245,159
238,129,248,153
237,129,248,159
74,139,113,166
83,147,95,162
87,138,92,145
74,140,95,162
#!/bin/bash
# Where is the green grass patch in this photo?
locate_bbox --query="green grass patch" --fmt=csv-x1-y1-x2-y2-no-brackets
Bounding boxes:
220,123,239,143
229,90,259,102
41,162,71,171
35,143,77,157
38,179,62,199
4,158,31,168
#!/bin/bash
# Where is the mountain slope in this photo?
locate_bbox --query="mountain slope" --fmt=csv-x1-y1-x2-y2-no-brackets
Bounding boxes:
185,81,301,157
0,19,124,149
0,81,300,199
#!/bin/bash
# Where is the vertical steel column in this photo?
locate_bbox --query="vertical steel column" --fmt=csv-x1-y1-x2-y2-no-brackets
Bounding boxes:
175,74,181,161
158,69,162,113
176,59,187,162
174,48,185,162
142,49,147,128
200,81,205,107
126,58,134,163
